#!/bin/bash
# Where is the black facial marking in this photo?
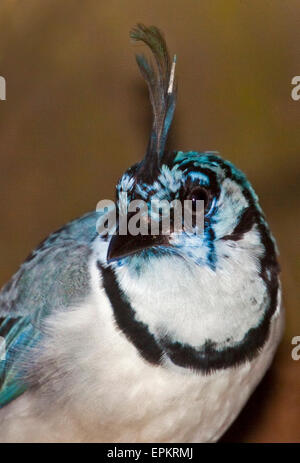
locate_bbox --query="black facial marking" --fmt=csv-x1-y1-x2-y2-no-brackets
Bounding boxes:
160,307,274,374
205,224,216,268
222,205,257,241
97,261,163,365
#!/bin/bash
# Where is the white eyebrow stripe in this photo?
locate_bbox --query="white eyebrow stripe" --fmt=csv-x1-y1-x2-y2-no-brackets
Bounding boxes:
188,171,210,185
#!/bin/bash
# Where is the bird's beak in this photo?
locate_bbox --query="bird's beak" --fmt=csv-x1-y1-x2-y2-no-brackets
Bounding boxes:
107,233,169,262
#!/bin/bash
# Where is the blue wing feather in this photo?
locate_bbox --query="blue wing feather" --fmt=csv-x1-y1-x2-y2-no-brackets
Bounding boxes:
0,211,100,407
0,316,38,406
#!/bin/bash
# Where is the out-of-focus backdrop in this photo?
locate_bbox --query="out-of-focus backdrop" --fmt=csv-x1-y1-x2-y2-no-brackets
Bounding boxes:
0,0,299,442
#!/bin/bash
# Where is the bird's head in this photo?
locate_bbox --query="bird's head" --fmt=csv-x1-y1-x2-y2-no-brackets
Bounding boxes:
109,150,260,269
98,25,280,374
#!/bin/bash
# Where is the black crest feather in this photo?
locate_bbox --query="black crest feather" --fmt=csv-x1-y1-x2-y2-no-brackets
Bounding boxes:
130,24,177,178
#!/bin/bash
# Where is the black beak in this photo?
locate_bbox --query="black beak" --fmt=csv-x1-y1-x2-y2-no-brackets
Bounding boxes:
107,233,169,262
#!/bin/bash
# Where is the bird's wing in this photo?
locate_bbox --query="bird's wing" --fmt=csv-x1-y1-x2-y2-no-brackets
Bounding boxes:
0,211,100,407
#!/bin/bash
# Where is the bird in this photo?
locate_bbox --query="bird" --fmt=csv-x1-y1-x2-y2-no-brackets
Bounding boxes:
0,24,283,443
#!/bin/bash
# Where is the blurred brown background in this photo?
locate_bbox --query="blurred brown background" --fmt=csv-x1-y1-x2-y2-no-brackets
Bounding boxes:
0,0,299,442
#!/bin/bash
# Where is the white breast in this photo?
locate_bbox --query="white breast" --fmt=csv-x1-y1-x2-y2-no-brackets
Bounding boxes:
0,254,284,442
113,226,270,351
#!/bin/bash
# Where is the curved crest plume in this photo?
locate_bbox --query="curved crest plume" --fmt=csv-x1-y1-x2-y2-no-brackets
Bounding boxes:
130,24,177,177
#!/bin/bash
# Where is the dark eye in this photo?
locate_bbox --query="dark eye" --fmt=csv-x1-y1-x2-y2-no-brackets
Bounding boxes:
186,186,210,213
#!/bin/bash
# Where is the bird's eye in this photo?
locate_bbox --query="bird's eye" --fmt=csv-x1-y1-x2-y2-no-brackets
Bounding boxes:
186,186,210,214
